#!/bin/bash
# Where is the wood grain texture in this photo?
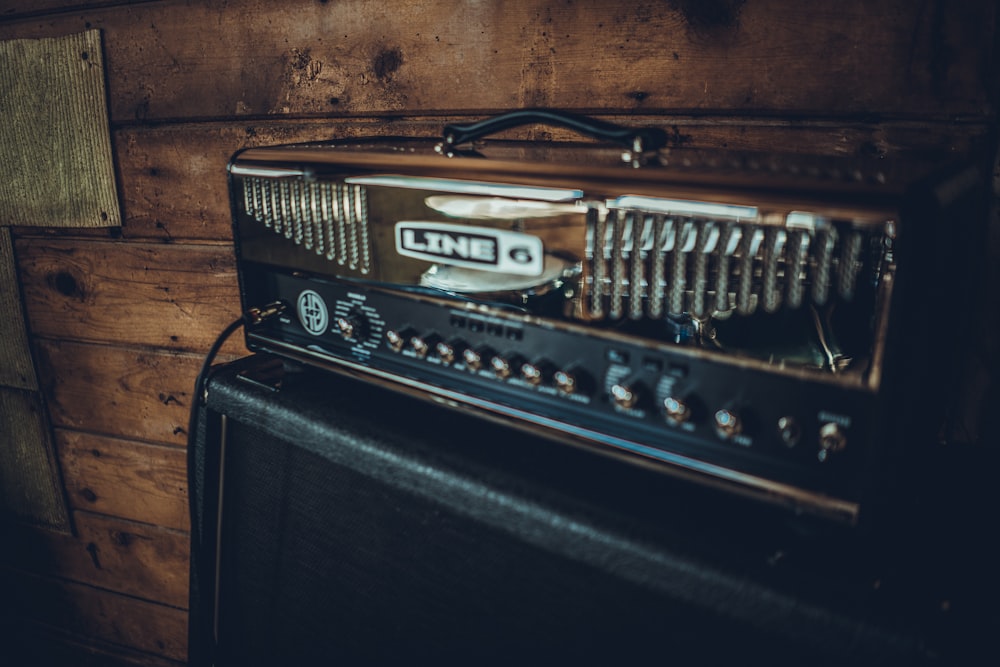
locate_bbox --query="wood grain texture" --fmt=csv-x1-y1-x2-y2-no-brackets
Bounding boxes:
0,387,70,530
0,0,993,123
2,511,189,608
15,238,245,352
0,2,996,665
0,1,155,22
34,340,205,446
0,227,36,388
1,569,187,661
57,430,189,530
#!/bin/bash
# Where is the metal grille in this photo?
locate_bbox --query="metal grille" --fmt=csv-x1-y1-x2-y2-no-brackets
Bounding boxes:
586,207,883,320
241,176,372,274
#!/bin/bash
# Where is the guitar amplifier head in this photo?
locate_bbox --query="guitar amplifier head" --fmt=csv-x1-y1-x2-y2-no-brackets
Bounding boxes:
228,110,987,525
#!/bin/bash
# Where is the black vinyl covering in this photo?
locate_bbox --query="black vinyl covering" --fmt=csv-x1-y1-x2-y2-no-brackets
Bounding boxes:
189,354,995,666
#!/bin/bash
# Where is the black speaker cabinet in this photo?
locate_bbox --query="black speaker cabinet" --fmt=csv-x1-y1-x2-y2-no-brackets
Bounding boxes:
189,355,995,666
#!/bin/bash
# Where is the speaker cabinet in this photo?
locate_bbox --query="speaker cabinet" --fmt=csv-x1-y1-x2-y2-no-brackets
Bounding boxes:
189,355,989,666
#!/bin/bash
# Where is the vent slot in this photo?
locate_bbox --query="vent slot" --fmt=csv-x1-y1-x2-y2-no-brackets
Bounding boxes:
241,176,372,275
585,208,886,320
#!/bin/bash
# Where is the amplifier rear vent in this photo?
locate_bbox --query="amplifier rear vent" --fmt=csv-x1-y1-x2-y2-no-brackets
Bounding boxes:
242,176,372,275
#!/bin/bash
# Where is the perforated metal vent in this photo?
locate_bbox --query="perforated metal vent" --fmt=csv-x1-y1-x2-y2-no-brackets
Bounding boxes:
585,207,886,320
241,176,372,274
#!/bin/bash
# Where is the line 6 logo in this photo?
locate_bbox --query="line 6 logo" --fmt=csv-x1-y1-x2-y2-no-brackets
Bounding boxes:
395,222,544,276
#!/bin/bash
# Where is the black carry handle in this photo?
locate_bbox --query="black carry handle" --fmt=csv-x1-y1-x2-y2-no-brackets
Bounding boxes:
441,109,668,153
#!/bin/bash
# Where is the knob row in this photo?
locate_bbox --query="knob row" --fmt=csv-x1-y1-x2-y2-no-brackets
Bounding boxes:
385,328,586,395
610,383,846,461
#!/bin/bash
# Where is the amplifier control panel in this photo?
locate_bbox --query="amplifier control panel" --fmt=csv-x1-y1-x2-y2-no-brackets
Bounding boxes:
245,267,873,522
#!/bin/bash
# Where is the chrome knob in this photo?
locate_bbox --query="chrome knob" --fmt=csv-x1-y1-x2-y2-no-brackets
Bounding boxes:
385,327,412,352
335,312,366,342
435,340,459,365
553,369,578,395
818,422,847,462
520,360,551,386
462,346,493,372
611,383,640,410
714,408,743,440
777,416,801,447
409,333,440,359
663,396,692,426
490,354,523,380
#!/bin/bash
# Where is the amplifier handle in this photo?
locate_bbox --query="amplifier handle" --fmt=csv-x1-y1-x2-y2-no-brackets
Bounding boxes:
441,109,668,153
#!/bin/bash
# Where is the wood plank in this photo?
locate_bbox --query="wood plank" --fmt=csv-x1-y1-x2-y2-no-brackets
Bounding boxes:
0,387,70,531
0,227,37,388
0,1,156,22
34,340,208,446
57,430,189,530
2,511,189,608
0,0,992,123
1,569,188,662
14,238,247,353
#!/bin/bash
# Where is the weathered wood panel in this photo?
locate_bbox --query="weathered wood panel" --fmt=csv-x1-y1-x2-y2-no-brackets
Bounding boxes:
110,117,991,244
15,238,245,353
0,386,69,530
2,569,187,661
0,1,154,22
57,430,189,530
34,340,205,446
3,511,189,608
0,0,992,123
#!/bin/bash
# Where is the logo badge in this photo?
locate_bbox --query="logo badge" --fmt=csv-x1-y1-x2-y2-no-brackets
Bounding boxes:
395,222,544,276
296,290,329,336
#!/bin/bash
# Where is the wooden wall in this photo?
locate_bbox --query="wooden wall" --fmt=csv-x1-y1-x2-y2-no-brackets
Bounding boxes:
0,0,996,664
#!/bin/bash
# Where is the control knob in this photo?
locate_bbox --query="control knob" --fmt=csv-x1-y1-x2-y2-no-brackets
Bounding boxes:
663,396,693,426
777,416,801,448
610,382,641,410
435,340,460,365
335,310,368,342
462,346,495,372
409,333,441,359
520,359,554,386
385,327,415,353
553,367,589,396
817,422,847,462
714,408,743,441
490,353,525,380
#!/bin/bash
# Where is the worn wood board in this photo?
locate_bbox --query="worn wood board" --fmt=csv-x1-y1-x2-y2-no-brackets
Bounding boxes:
0,28,120,228
0,386,69,530
0,228,36,390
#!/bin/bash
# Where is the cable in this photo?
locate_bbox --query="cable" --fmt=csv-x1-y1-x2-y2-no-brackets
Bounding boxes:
185,301,286,661
186,305,285,517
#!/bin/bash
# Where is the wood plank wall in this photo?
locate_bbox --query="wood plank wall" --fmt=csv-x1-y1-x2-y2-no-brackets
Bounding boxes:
0,0,996,664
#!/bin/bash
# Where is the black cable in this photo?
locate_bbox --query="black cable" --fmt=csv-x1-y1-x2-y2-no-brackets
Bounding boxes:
185,303,285,664
186,307,284,521
186,301,286,455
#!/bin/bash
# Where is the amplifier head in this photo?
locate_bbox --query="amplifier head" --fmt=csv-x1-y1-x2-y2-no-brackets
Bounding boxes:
228,111,986,524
